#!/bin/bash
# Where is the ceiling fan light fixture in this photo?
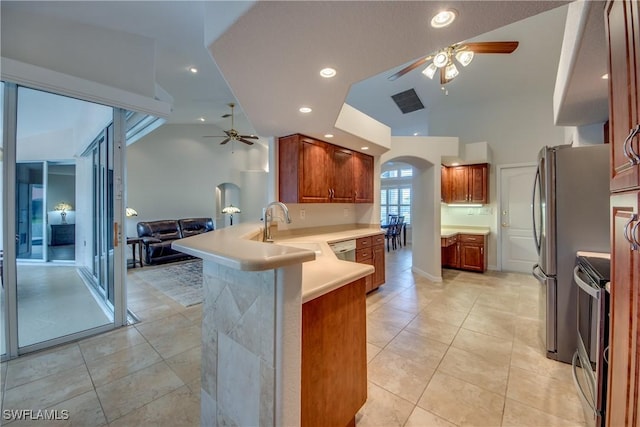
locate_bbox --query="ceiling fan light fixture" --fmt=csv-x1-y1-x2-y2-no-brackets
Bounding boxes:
430,9,457,28
433,51,449,68
455,50,474,67
422,63,438,79
445,63,459,80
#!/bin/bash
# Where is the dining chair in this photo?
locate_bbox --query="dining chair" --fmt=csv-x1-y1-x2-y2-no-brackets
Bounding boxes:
384,216,399,252
393,216,405,249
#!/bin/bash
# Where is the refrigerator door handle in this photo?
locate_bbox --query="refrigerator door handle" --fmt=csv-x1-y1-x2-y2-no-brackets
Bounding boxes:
532,263,546,283
532,166,541,255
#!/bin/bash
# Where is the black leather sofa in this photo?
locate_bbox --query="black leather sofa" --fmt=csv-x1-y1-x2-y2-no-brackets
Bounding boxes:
136,218,214,265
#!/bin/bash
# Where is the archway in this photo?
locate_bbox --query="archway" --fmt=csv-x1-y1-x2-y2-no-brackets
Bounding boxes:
215,182,241,228
380,136,459,281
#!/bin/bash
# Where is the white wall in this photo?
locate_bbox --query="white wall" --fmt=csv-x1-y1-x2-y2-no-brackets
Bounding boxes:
565,122,607,146
126,123,269,237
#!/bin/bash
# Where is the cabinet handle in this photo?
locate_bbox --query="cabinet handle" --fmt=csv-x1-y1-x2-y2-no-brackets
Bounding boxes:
632,219,640,251
624,214,638,250
481,247,483,255
623,125,640,165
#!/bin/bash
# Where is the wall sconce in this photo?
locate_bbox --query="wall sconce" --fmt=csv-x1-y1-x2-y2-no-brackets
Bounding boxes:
54,202,73,224
222,204,241,226
126,207,138,217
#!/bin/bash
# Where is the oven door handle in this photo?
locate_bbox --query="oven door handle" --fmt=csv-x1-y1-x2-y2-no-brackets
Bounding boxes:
572,351,597,415
573,266,601,299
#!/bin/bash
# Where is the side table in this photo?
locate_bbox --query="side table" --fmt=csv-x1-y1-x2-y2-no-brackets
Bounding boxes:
126,237,143,268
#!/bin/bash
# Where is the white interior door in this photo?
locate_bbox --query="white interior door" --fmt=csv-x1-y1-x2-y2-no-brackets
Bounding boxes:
500,164,537,272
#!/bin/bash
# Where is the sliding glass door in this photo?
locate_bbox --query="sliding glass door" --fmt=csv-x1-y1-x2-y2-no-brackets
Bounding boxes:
2,83,127,357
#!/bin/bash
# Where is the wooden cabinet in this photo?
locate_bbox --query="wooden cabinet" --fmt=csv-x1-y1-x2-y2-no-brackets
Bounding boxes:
278,134,374,204
607,0,640,193
458,234,487,272
355,234,385,293
353,152,374,203
440,233,487,272
606,2,640,425
441,235,459,269
302,278,367,427
441,165,450,203
608,194,640,427
441,163,489,204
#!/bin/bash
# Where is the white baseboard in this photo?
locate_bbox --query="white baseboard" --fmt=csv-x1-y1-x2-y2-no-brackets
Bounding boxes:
411,266,442,282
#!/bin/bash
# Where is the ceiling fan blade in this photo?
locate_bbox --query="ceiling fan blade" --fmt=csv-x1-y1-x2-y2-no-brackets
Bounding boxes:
240,134,259,139
220,138,231,145
238,138,255,145
462,41,519,54
388,55,433,81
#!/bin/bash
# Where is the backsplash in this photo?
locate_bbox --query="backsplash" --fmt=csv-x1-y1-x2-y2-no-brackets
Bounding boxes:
441,203,495,227
274,203,378,231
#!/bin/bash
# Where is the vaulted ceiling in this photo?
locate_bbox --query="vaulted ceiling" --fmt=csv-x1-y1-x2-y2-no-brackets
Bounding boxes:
1,1,608,154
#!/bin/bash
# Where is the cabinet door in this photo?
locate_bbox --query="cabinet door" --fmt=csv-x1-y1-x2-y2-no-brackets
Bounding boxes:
354,152,374,203
469,164,489,204
607,0,640,192
608,193,640,427
300,138,331,203
441,242,459,268
449,166,469,203
459,244,484,272
331,147,354,203
372,243,385,289
441,165,450,203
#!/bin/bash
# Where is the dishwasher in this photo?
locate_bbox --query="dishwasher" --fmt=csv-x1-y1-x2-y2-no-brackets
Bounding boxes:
328,240,356,262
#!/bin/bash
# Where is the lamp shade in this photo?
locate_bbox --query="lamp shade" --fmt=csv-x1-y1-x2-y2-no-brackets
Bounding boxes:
54,202,72,212
222,205,241,214
126,207,138,217
422,63,438,79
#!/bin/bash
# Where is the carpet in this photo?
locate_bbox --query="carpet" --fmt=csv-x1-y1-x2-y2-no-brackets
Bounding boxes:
131,259,203,307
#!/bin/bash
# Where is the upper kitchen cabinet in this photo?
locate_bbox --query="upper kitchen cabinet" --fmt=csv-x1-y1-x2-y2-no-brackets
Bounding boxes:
353,152,374,203
442,163,489,204
278,134,374,204
607,0,640,192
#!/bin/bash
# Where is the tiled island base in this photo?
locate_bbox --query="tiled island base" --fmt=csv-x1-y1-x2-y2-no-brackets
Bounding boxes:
200,261,302,426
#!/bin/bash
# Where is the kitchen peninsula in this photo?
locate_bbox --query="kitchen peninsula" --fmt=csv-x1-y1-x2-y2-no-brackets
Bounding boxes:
172,223,382,426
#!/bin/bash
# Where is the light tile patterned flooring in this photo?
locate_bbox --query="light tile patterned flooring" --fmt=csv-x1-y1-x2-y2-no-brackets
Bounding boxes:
0,247,585,426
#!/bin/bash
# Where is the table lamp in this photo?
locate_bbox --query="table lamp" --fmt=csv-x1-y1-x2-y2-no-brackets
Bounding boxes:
222,205,241,226
54,202,73,224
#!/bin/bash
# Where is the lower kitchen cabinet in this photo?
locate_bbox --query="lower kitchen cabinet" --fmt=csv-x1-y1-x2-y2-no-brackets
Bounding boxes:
302,278,367,427
356,234,385,293
441,233,487,272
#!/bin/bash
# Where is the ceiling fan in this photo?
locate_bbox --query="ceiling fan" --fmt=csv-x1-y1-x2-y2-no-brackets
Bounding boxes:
203,103,258,145
388,41,519,85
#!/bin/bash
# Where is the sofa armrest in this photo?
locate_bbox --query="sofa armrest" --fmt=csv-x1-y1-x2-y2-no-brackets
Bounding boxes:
141,237,162,245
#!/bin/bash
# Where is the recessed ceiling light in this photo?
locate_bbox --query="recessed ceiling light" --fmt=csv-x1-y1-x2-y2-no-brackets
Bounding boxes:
431,9,457,28
413,132,419,136
299,107,312,113
361,146,369,150
198,117,206,122
601,73,609,79
189,67,198,74
324,134,334,138
320,67,337,78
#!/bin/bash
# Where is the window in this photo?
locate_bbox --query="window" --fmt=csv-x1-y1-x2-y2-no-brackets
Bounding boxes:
380,164,413,224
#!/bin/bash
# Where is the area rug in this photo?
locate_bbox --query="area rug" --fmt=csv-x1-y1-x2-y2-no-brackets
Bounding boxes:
131,259,203,307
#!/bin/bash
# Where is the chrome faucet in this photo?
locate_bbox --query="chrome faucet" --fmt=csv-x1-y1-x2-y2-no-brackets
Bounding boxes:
262,201,292,242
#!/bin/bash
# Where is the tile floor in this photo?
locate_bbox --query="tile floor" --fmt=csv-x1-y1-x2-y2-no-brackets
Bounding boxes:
0,246,586,426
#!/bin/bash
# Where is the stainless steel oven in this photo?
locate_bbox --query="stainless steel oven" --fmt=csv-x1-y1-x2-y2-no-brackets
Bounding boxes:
572,254,610,427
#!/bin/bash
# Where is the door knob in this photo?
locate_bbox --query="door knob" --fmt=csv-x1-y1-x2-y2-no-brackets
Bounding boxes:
501,222,509,227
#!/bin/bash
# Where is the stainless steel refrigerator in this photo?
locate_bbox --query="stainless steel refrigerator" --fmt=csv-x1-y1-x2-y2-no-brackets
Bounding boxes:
531,144,610,363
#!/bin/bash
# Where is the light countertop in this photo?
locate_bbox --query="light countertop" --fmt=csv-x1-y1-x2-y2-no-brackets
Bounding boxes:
172,223,381,303
441,226,491,238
